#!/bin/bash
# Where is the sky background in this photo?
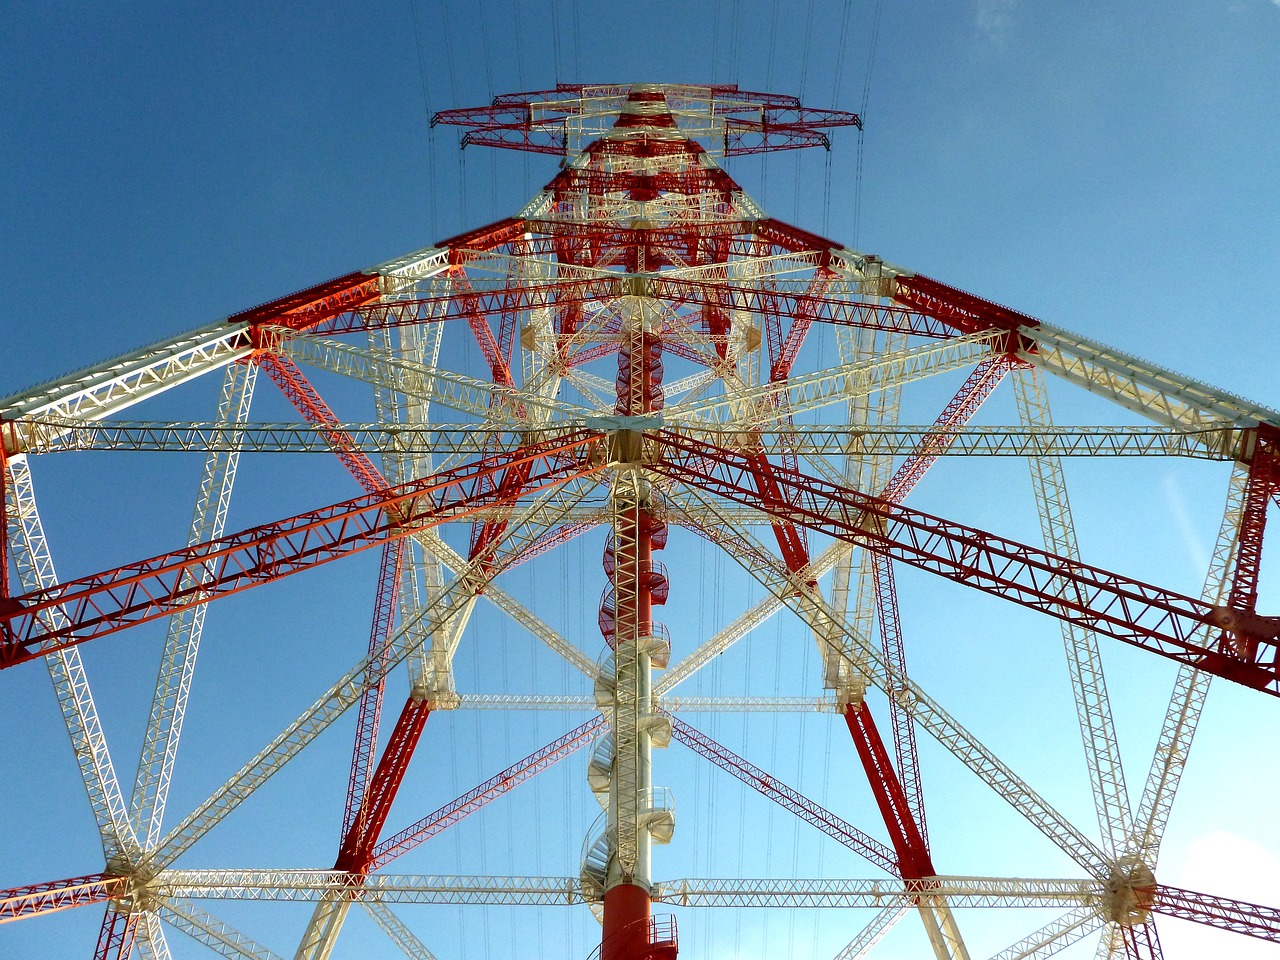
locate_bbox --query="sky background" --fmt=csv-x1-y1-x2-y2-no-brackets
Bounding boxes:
3,2,1280,959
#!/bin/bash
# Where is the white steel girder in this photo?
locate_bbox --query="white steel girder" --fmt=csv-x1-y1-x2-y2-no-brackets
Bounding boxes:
1013,366,1132,860
3,453,139,862
130,360,258,852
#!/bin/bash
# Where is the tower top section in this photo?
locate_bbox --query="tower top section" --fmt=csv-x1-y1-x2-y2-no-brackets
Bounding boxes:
432,83,861,158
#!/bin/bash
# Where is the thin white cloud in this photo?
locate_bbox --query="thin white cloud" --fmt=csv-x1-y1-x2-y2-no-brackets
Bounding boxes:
1161,474,1209,580
976,0,1018,38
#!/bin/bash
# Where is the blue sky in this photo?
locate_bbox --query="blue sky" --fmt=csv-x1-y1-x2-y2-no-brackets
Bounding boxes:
3,2,1280,958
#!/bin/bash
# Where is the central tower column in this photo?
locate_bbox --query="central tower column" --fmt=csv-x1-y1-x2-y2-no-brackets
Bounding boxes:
602,208,669,957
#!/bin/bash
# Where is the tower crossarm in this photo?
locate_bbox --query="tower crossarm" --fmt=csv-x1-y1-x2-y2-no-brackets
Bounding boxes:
1020,322,1280,436
4,420,1243,460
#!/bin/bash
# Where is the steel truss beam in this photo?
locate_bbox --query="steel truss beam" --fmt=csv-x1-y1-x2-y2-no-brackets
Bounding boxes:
0,873,127,923
989,906,1106,960
130,361,257,853
1152,884,1280,942
0,431,603,663
6,418,1242,460
4,453,139,860
157,899,283,960
652,433,1280,694
149,871,1106,908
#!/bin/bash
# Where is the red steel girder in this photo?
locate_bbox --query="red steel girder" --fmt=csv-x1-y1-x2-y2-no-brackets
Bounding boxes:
1222,424,1279,660
0,873,128,924
650,432,1280,694
1119,920,1164,958
752,218,838,263
371,715,606,870
0,431,604,666
547,166,739,200
1152,883,1280,943
93,906,138,960
468,450,538,567
844,703,934,880
234,271,383,334
667,714,900,876
892,274,1039,337
1,443,11,603
340,540,404,847
446,268,516,388
743,451,811,577
314,277,618,337
438,216,529,253
883,355,1017,503
645,277,962,341
257,353,388,496
769,268,837,382
336,696,431,874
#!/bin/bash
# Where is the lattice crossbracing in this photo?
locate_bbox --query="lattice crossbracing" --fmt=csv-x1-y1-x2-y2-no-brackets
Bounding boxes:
3,81,1279,960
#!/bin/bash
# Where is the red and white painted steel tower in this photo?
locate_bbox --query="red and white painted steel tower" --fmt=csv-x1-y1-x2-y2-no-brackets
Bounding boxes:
4,83,1280,959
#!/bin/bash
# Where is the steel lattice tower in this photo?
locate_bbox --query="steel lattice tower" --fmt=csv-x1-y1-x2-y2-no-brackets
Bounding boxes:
3,82,1280,959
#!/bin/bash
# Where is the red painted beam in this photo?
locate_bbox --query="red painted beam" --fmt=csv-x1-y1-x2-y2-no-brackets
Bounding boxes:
1152,883,1280,943
336,696,431,874
258,354,389,496
0,873,128,924
844,703,934,880
651,432,1280,694
93,906,137,960
0,431,604,666
232,271,383,334
339,540,404,848
1224,424,1280,660
892,274,1039,337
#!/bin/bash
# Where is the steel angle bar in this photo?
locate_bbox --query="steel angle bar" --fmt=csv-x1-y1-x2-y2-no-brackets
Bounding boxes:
988,906,1106,960
157,899,284,960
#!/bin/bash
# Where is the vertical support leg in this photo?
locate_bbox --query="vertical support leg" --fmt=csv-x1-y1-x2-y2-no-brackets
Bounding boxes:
843,703,970,960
